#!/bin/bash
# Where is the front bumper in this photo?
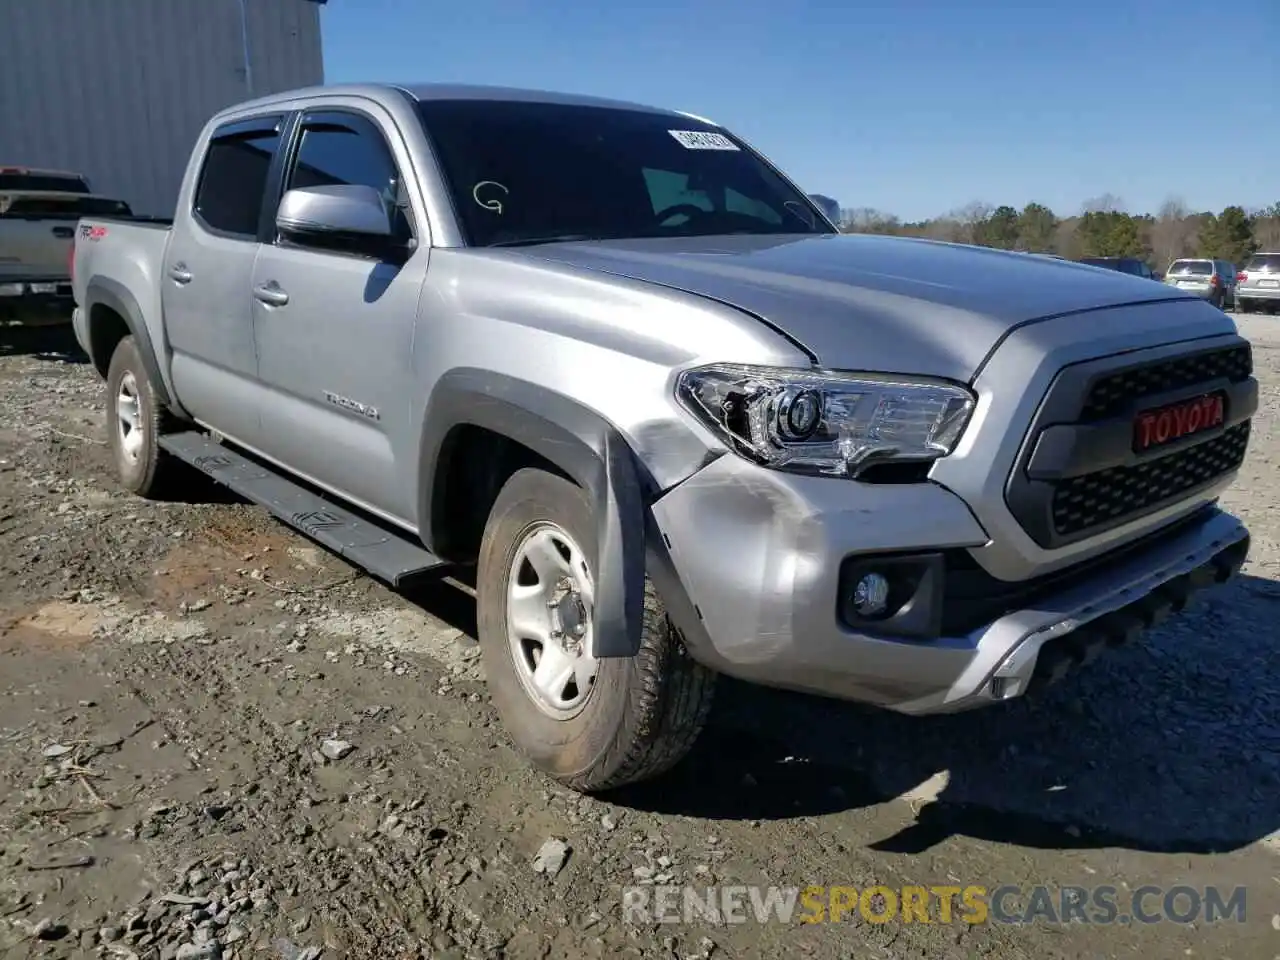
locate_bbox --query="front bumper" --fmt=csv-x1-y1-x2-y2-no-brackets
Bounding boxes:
649,453,1249,715
903,509,1248,713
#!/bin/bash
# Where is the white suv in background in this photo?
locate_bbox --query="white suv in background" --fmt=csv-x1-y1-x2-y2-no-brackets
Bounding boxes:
1236,253,1280,315
1163,258,1236,311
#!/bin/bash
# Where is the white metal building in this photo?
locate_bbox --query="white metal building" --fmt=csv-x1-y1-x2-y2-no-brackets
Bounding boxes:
0,0,326,215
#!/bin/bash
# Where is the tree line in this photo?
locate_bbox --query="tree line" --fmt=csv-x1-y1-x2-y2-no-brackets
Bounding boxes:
838,196,1280,267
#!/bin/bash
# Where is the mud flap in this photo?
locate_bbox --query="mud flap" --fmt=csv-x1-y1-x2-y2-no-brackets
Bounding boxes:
590,428,647,658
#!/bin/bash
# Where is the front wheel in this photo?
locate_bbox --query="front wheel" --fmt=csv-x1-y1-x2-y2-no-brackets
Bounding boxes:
476,467,716,792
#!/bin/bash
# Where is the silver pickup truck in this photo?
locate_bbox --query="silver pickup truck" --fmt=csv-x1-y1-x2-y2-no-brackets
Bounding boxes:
71,83,1256,792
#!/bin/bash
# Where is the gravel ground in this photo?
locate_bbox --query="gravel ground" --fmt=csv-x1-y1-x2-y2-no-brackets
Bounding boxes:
1,316,1278,960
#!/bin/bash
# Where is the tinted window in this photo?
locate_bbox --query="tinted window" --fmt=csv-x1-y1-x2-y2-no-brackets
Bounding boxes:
0,195,131,219
1169,259,1212,276
288,120,395,196
1244,254,1280,272
285,115,408,235
416,99,829,246
193,121,281,237
0,172,90,193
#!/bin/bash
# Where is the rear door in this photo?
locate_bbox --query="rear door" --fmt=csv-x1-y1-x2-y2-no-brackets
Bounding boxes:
161,115,284,448
249,105,428,525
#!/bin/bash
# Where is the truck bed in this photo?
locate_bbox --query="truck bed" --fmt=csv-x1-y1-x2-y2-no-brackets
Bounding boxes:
70,216,172,336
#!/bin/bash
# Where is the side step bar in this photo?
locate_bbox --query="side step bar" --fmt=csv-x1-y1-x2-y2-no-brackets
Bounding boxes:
159,431,448,587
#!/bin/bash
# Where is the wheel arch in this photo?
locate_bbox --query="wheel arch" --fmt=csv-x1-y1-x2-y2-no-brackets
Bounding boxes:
82,278,189,419
418,368,649,658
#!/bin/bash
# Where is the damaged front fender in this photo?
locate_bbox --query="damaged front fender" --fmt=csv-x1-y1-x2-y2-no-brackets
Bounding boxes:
418,368,650,658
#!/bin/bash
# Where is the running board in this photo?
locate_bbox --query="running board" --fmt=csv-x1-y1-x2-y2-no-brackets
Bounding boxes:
159,431,448,587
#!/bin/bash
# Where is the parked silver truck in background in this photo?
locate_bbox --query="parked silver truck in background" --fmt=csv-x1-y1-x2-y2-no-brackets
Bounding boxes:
71,83,1255,792
1,166,132,325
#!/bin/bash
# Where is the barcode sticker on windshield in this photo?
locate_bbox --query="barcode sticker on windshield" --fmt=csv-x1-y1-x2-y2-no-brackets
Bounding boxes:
668,130,739,151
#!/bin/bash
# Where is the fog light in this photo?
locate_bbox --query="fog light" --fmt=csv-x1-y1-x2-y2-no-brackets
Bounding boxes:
851,572,890,618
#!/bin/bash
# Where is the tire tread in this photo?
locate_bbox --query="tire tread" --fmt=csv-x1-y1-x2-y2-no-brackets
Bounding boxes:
477,466,717,793
567,583,716,792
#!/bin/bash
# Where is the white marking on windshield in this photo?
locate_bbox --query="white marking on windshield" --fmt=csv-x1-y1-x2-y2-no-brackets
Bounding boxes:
783,201,816,228
472,181,508,213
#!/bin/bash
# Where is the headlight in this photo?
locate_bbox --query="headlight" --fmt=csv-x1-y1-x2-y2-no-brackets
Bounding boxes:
675,363,976,478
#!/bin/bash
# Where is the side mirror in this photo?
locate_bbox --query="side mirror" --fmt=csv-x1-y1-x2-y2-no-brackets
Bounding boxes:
807,194,841,227
276,184,395,242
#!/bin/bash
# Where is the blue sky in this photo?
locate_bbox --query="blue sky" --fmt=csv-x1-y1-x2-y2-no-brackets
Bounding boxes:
320,0,1278,222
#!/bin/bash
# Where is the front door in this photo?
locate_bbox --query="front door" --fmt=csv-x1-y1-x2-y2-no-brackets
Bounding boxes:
162,115,284,446
250,106,427,527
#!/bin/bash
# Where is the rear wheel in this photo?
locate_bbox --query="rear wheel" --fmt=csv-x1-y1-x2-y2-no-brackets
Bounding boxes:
105,336,180,498
1238,298,1253,315
476,467,716,792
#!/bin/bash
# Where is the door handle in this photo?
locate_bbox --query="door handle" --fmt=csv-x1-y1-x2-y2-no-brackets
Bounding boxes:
52,226,74,239
168,263,193,284
253,282,289,307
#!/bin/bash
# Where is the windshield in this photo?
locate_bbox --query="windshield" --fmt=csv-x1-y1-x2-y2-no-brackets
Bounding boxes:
416,99,832,246
0,195,131,219
1244,254,1280,272
1169,259,1211,276
0,173,90,193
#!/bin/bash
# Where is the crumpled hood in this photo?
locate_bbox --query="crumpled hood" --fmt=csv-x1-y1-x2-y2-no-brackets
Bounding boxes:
518,233,1195,380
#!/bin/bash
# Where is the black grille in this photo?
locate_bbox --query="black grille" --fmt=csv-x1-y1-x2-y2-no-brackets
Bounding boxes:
1051,422,1250,537
1081,345,1252,421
